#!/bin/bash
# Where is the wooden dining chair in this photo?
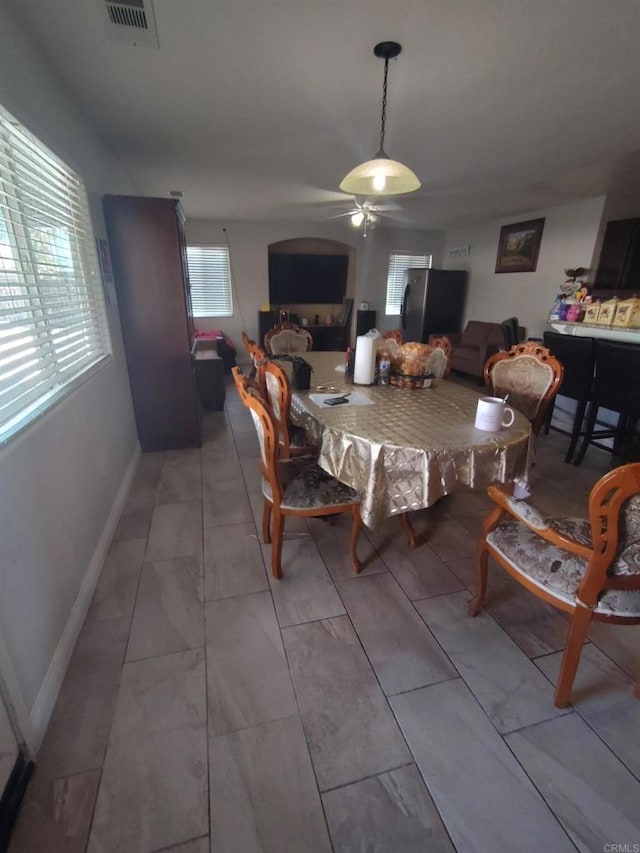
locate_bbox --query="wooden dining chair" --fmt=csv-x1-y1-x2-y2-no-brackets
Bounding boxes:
469,463,640,707
264,322,313,355
241,388,363,579
428,336,452,378
263,360,317,459
250,346,268,398
484,342,564,436
231,364,262,406
383,329,404,346
241,331,258,356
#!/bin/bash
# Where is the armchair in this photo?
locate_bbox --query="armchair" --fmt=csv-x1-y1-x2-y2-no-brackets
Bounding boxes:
470,463,640,707
445,320,526,380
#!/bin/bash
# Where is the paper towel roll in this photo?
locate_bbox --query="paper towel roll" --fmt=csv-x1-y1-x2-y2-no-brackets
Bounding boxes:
353,335,376,385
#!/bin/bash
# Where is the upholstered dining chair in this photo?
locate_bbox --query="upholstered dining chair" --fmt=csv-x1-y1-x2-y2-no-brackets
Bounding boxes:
239,384,363,579
232,364,261,406
263,360,317,459
484,342,564,436
469,463,640,708
428,336,452,379
241,330,257,356
264,322,313,355
383,329,404,346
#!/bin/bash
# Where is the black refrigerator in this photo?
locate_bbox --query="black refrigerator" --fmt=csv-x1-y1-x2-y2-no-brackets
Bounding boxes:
401,269,467,342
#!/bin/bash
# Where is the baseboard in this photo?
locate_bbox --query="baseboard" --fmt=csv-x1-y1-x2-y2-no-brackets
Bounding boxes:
29,443,141,746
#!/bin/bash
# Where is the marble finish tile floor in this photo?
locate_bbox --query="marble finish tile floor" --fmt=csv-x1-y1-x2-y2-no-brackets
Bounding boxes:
9,381,640,852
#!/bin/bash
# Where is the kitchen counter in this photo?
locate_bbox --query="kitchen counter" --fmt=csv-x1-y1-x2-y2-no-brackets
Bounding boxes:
548,322,640,343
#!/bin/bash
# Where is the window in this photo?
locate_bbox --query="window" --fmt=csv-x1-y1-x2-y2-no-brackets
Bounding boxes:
0,104,111,444
385,252,432,315
186,246,233,317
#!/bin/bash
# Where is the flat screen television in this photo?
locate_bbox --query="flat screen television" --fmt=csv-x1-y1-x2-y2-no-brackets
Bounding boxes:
269,253,348,304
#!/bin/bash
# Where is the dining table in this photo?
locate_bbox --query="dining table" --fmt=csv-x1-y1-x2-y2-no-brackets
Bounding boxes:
285,351,533,534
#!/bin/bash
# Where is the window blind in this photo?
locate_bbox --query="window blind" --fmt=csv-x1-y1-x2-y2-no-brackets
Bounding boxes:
0,104,111,443
186,245,233,317
385,252,432,315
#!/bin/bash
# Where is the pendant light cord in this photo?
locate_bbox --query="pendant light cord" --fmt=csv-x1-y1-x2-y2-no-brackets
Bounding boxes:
378,57,389,155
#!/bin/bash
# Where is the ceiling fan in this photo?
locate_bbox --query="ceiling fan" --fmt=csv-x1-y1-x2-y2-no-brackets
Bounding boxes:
332,196,402,236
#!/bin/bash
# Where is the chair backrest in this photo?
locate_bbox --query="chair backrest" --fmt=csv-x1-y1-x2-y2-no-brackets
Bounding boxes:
462,321,501,346
484,342,564,435
383,329,404,346
542,331,595,401
241,331,258,356
242,385,284,504
264,322,313,355
500,317,520,350
591,340,640,417
580,462,640,606
231,365,261,406
428,336,452,378
250,347,268,397
263,360,295,453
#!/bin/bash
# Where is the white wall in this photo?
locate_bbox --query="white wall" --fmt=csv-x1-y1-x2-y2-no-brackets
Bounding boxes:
186,219,444,351
442,196,606,338
0,7,139,744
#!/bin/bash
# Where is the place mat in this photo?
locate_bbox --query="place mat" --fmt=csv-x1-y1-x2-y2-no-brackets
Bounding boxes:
308,391,374,407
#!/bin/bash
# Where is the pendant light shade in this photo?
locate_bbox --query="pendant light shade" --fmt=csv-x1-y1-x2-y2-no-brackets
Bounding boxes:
340,42,420,197
340,155,420,196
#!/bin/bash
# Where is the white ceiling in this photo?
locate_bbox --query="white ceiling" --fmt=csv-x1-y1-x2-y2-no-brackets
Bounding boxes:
7,0,640,229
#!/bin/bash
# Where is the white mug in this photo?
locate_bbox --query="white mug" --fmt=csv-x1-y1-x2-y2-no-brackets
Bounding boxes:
475,396,516,431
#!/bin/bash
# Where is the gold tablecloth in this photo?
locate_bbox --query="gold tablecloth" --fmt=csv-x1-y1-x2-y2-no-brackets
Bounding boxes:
286,352,532,530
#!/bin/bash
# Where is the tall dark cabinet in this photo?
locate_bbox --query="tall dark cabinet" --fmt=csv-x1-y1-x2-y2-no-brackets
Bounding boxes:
594,218,640,291
103,195,201,451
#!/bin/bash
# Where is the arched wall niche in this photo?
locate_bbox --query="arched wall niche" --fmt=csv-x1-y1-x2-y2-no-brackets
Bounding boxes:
267,237,356,325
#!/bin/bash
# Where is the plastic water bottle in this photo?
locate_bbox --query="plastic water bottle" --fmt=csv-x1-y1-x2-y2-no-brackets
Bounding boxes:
379,355,390,385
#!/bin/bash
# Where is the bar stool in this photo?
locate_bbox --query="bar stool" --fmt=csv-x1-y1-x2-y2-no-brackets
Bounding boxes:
501,317,520,350
573,339,640,466
542,331,595,463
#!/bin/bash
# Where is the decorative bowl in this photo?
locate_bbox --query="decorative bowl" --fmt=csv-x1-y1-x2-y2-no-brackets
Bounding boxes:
390,372,434,389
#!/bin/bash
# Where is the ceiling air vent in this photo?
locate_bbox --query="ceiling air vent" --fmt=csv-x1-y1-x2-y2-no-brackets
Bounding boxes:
102,0,159,48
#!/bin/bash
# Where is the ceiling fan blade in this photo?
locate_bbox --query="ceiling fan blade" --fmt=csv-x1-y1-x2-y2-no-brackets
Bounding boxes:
328,210,359,219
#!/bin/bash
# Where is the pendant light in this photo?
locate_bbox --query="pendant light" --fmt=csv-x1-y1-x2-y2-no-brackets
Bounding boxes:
340,41,420,197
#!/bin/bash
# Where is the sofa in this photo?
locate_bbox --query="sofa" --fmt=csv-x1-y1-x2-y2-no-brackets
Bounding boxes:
444,320,525,379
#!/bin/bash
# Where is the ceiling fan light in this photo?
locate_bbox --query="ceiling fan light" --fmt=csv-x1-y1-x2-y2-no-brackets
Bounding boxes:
340,157,421,197
350,211,365,227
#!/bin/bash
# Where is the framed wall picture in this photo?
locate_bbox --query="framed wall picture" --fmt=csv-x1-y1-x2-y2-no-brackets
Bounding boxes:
495,218,545,273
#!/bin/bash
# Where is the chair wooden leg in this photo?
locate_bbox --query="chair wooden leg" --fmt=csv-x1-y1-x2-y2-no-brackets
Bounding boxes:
565,398,588,464
573,402,598,466
350,507,363,574
271,510,285,580
544,398,555,435
400,513,420,548
262,500,272,544
468,541,490,616
554,604,593,708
